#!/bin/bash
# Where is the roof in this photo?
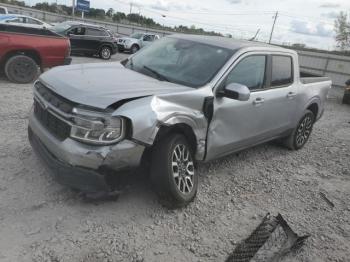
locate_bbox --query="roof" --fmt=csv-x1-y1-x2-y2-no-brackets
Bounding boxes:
169,34,292,52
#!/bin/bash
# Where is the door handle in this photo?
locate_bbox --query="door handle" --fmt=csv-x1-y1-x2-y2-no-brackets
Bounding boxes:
253,97,265,106
287,92,297,99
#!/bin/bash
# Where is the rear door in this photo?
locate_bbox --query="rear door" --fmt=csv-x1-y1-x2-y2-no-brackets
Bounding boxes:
84,27,108,52
206,52,298,160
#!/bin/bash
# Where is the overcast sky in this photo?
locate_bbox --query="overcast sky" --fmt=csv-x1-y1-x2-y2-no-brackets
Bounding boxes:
24,0,350,50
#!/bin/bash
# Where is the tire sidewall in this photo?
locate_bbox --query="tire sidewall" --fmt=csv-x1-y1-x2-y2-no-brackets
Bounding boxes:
293,110,315,149
166,135,198,203
5,55,38,84
151,134,198,207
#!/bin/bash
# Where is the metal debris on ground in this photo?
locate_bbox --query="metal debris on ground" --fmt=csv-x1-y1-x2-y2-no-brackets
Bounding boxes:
319,192,335,208
226,213,309,262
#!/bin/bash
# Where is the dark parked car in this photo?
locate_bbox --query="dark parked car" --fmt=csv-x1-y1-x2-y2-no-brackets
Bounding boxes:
51,21,117,60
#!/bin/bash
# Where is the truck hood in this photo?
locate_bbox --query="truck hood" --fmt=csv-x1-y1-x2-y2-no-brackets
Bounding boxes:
39,62,192,109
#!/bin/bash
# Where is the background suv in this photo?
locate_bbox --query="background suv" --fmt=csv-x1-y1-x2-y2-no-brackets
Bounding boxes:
117,32,160,53
52,21,117,60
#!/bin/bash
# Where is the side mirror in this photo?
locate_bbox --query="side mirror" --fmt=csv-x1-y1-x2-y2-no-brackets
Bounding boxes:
218,83,250,101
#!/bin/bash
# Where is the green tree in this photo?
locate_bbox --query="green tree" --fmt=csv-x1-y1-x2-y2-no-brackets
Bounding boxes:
106,8,114,18
334,11,350,50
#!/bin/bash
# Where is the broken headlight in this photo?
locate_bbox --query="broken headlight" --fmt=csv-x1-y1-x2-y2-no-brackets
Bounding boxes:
70,108,125,145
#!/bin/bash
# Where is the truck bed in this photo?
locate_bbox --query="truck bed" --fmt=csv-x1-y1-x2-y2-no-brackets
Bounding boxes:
300,71,331,85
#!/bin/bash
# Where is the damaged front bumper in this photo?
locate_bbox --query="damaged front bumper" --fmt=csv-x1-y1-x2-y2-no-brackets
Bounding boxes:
28,111,145,192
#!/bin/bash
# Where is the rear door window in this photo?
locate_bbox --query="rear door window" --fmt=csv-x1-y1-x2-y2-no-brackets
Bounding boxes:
271,55,293,87
85,28,107,36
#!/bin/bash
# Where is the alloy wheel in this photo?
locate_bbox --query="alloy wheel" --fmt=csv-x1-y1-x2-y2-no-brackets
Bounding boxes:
296,114,313,147
171,144,195,195
101,48,111,59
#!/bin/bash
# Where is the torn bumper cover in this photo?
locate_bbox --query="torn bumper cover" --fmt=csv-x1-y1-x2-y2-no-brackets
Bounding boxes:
226,213,309,262
28,111,145,192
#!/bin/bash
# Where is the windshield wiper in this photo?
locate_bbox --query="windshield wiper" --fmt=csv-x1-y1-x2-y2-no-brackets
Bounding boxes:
143,66,170,82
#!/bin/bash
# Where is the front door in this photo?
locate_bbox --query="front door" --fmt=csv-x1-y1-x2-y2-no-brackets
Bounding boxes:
68,26,86,53
206,53,297,160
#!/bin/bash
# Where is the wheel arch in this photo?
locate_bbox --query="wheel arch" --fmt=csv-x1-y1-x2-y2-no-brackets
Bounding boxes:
1,49,41,68
153,123,198,154
307,102,319,118
98,43,114,52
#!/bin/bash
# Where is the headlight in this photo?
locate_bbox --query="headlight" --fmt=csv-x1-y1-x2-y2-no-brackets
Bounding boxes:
70,108,125,145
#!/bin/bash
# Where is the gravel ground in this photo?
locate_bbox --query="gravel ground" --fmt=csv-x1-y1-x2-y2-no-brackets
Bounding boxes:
0,54,349,262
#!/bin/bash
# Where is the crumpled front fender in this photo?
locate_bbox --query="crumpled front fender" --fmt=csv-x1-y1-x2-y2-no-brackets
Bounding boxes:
114,87,213,160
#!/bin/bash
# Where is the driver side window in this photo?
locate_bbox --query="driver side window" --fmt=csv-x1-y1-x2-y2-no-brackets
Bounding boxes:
225,55,266,90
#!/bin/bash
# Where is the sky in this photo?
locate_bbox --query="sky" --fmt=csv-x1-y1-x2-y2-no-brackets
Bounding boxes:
24,0,350,50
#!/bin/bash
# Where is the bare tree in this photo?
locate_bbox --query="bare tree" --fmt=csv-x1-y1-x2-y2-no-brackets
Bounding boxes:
334,11,350,50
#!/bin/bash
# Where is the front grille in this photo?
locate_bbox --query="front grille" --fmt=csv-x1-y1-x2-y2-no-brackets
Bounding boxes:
34,100,71,141
35,82,75,113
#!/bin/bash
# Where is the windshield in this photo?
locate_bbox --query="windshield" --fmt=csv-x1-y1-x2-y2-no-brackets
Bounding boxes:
129,32,144,39
51,22,71,34
124,37,234,88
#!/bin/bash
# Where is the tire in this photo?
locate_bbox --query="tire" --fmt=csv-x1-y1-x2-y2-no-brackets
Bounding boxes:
151,133,198,208
4,55,39,84
99,46,112,60
131,44,140,54
283,110,315,150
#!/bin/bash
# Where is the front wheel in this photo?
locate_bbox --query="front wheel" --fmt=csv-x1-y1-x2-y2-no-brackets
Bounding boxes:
131,44,139,54
99,46,112,60
151,134,198,208
283,110,315,150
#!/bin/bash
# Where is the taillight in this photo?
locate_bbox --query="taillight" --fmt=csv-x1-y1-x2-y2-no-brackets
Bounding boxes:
66,40,71,57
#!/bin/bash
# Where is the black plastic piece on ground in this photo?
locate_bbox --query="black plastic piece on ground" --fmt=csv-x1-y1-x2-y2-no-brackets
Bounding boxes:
226,213,309,262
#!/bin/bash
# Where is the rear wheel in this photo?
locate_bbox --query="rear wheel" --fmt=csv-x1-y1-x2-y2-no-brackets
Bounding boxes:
99,46,112,60
283,110,315,150
151,134,198,208
4,55,39,83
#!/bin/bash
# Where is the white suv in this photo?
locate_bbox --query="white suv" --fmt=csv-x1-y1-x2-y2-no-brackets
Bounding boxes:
117,32,160,53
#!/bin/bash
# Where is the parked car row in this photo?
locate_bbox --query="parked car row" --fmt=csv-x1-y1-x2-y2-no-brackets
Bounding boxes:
0,15,161,83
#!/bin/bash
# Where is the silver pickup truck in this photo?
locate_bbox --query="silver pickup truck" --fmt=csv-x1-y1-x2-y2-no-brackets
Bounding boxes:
28,34,331,207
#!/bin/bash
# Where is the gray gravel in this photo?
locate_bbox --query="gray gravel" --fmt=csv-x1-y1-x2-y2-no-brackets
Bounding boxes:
0,54,349,262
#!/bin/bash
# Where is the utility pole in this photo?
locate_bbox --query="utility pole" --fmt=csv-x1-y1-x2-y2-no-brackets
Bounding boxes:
269,11,278,44
72,0,75,17
129,2,133,15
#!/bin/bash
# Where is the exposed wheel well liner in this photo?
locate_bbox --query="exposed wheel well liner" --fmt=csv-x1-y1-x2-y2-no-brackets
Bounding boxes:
154,124,197,153
307,103,318,118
